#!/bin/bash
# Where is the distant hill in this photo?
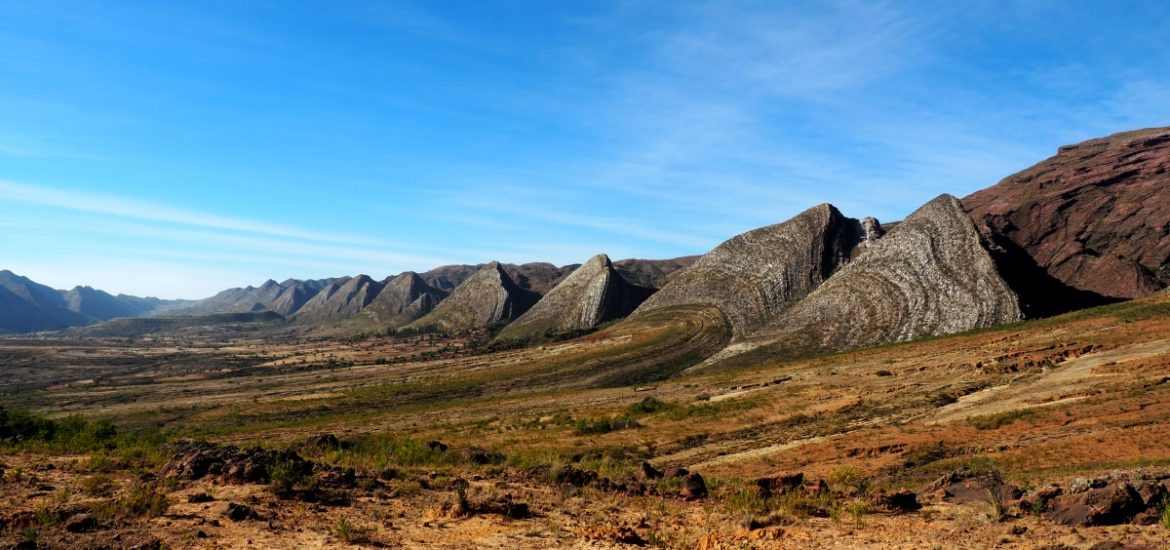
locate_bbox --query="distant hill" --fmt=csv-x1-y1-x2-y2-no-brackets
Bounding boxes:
612,256,699,288
0,270,178,333
359,272,448,327
421,258,696,295
406,262,540,332
69,311,286,338
293,275,384,323
495,254,655,342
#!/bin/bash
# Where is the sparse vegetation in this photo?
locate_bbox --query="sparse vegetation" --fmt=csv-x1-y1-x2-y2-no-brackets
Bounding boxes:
335,515,375,543
968,409,1037,430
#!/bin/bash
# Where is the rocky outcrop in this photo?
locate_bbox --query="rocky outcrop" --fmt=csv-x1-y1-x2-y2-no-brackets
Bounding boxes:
632,204,879,337
294,275,383,323
360,272,448,327
963,127,1170,301
495,254,655,341
422,262,576,295
267,279,329,317
744,194,1021,356
422,258,695,295
611,256,700,288
406,262,539,332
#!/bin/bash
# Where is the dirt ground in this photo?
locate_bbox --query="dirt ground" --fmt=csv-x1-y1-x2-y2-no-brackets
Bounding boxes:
4,297,1170,548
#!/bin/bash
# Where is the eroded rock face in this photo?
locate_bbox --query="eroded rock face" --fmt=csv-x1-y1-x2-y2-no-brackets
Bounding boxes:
406,262,539,331
421,262,576,295
747,194,1022,356
294,275,384,323
963,127,1170,301
496,254,655,341
360,272,448,327
632,204,878,338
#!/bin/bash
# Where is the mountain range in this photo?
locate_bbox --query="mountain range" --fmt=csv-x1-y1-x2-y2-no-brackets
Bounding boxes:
2,127,1168,359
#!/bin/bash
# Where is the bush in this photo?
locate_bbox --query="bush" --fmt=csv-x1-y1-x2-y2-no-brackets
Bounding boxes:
0,407,125,452
335,515,374,543
626,396,673,415
574,415,640,436
968,409,1036,430
268,459,316,497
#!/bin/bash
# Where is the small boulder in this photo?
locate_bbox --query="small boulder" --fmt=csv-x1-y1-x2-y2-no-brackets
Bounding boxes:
755,472,803,498
681,473,708,500
1046,483,1144,526
874,489,921,513
187,492,215,503
1016,483,1062,514
225,502,261,522
307,433,340,449
460,446,502,465
65,513,99,533
554,466,597,488
638,461,662,481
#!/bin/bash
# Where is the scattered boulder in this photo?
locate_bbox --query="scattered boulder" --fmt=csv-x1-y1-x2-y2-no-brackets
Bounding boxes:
755,472,803,498
187,492,215,503
460,446,502,465
554,466,598,488
165,441,310,484
1016,484,1063,514
639,461,662,481
872,489,921,513
225,502,261,522
64,513,99,533
681,473,708,500
1046,483,1144,526
306,433,340,449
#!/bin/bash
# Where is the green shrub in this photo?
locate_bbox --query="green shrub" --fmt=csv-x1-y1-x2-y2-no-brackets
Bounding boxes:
335,515,375,543
626,396,672,415
968,409,1036,430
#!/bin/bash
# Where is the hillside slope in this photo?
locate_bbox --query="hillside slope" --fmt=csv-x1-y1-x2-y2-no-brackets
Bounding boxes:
726,194,1021,363
963,126,1170,301
360,272,448,327
495,254,655,341
406,262,539,332
294,275,384,323
632,204,880,337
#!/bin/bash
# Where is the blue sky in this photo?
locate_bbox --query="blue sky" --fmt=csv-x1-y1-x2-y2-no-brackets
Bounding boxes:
2,1,1169,299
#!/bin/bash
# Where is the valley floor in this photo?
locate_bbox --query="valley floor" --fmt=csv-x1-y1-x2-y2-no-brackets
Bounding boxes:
4,297,1170,548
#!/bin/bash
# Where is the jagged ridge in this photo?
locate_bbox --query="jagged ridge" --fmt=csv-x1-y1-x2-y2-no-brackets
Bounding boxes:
495,254,655,341
406,262,539,332
738,194,1022,358
632,204,881,338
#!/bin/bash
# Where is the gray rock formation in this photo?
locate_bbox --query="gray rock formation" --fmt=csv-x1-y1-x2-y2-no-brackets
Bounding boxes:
744,194,1022,356
294,275,383,323
495,254,655,341
406,262,539,332
632,204,879,337
360,272,448,327
267,280,329,317
611,256,700,288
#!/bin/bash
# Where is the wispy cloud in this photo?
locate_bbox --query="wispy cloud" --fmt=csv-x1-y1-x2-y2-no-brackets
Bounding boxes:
0,179,386,246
